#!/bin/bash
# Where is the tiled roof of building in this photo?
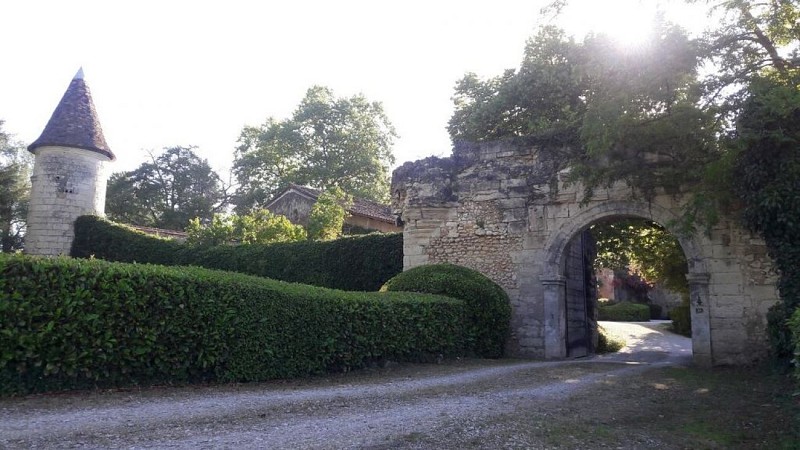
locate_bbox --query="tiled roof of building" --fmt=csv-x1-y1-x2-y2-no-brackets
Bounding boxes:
128,224,188,240
278,183,395,223
28,68,114,160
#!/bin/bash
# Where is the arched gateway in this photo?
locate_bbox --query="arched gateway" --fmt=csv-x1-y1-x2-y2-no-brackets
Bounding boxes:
392,141,778,366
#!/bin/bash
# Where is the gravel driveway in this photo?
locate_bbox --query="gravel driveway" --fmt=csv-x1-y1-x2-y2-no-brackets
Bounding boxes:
0,321,691,449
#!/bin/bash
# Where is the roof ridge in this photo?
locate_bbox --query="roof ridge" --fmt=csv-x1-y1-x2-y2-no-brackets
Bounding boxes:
272,184,395,223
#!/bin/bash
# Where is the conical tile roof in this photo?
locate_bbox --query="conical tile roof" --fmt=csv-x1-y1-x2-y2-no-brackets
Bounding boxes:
28,68,115,160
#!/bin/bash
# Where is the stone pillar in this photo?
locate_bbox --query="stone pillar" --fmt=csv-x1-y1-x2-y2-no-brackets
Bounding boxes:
542,275,567,359
687,272,712,367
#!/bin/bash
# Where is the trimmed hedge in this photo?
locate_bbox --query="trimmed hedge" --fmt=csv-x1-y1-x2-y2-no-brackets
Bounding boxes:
670,304,692,337
71,216,183,265
0,254,465,396
71,215,403,291
598,302,651,322
381,263,511,358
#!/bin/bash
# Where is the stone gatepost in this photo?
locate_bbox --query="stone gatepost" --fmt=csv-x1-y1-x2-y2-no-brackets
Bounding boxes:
542,275,567,359
687,272,712,367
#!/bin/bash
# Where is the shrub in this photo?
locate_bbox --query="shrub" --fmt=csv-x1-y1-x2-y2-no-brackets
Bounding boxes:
381,263,511,358
185,209,307,246
670,303,692,337
71,216,403,291
648,304,664,320
788,308,800,381
0,253,465,396
598,301,650,322
307,186,352,241
768,302,795,365
596,325,625,353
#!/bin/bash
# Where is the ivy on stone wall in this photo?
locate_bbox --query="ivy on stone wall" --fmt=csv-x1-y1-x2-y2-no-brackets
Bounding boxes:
732,72,800,361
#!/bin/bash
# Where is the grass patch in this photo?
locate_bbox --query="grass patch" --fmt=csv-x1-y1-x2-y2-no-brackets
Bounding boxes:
408,364,800,449
680,421,740,447
596,325,626,353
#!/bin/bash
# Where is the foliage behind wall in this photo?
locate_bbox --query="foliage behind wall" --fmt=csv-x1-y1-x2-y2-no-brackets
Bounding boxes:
71,215,403,291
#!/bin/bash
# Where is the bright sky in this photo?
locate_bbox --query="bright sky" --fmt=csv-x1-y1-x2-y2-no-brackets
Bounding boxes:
0,0,709,176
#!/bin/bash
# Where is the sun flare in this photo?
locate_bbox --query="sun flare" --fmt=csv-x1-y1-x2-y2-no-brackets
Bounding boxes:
562,0,664,48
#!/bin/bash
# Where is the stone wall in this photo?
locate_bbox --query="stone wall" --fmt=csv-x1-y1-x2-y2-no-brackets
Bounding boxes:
25,146,109,256
392,140,779,366
267,191,314,225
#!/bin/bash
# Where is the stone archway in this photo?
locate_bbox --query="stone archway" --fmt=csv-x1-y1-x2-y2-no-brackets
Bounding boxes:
538,200,712,366
392,141,779,366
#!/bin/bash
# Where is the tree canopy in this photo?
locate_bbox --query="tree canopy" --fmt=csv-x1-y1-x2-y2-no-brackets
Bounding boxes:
448,26,585,146
105,146,229,230
307,186,353,241
0,120,31,253
185,208,306,247
696,0,799,111
591,219,689,295
449,19,718,200
233,86,396,212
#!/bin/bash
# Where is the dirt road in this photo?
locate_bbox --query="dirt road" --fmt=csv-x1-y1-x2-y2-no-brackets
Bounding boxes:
0,323,704,449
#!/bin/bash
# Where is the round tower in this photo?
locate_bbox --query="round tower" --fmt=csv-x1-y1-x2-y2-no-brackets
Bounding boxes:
25,68,115,256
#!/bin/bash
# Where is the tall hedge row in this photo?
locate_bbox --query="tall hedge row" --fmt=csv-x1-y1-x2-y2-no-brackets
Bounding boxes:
70,216,183,265
0,254,465,396
71,216,403,291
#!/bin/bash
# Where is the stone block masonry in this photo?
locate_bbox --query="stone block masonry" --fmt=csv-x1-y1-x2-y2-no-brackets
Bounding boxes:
25,146,109,256
392,140,779,366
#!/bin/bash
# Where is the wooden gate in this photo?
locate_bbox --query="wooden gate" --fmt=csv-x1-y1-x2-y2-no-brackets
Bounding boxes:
564,231,596,357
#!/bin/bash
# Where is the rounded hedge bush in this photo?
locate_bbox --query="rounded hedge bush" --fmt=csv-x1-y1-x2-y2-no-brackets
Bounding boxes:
597,301,651,322
381,263,511,358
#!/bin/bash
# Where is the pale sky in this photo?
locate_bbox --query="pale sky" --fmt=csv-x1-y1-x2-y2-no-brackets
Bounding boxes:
1,0,709,176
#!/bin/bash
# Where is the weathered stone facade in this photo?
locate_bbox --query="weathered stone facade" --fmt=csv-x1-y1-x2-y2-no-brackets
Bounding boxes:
25,146,109,255
392,140,778,366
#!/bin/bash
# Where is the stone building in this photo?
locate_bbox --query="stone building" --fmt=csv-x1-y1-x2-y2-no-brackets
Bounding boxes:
25,69,114,256
392,140,778,366
265,183,401,233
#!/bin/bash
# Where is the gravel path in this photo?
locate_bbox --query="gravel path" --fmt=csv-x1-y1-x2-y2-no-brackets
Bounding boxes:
0,321,691,449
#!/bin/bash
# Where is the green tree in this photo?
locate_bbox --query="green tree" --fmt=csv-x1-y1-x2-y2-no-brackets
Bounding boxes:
591,219,689,295
185,208,306,246
234,86,396,211
307,186,353,241
449,21,717,200
106,146,230,230
730,70,800,359
449,26,585,147
695,0,799,109
575,25,718,199
0,121,32,253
